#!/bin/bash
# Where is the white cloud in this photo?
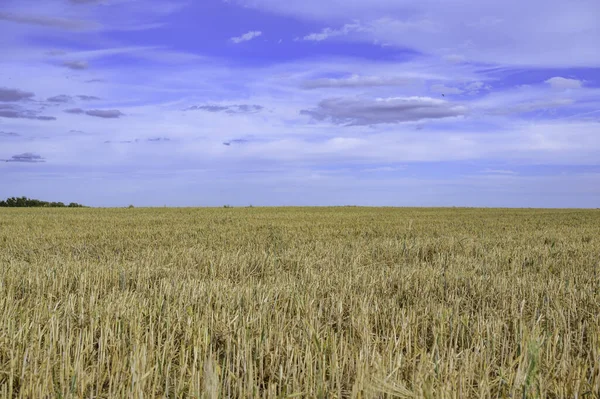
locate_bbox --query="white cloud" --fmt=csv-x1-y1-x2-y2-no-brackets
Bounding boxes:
301,18,436,42
545,77,583,90
465,81,491,94
301,22,365,41
2,0,599,207
230,31,263,44
2,14,599,208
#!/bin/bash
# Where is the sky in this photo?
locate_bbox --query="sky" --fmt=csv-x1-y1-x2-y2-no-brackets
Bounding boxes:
0,0,599,207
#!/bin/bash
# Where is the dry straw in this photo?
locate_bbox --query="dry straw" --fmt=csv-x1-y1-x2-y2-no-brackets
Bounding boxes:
0,207,599,398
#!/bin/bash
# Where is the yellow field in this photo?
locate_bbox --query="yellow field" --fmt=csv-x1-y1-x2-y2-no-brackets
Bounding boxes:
1,208,599,398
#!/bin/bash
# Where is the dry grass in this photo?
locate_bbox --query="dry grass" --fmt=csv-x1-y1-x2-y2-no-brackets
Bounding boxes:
0,207,599,398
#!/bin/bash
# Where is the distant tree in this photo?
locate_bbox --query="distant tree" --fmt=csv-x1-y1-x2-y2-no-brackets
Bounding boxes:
0,197,86,208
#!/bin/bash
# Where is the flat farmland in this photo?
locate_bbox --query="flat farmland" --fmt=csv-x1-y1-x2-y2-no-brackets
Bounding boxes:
0,208,599,398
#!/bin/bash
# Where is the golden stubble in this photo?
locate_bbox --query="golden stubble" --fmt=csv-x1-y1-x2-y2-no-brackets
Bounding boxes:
0,207,599,398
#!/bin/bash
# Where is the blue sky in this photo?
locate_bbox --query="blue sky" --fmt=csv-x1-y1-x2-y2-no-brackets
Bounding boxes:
1,0,599,207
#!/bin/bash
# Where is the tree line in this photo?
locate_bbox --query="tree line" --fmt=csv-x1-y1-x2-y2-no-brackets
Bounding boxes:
0,197,86,208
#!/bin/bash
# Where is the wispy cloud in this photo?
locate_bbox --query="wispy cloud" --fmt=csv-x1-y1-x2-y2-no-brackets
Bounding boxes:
363,166,406,173
443,54,466,64
0,131,20,137
185,104,264,114
240,0,600,67
104,137,171,144
223,139,250,146
490,99,574,115
69,0,106,4
185,105,229,112
480,169,518,175
300,18,434,42
64,108,85,114
3,153,45,163
147,137,171,142
231,31,263,44
77,95,101,101
0,11,99,30
302,75,412,89
47,95,73,103
62,60,89,70
430,84,463,95
464,81,491,94
46,50,67,56
301,22,365,41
